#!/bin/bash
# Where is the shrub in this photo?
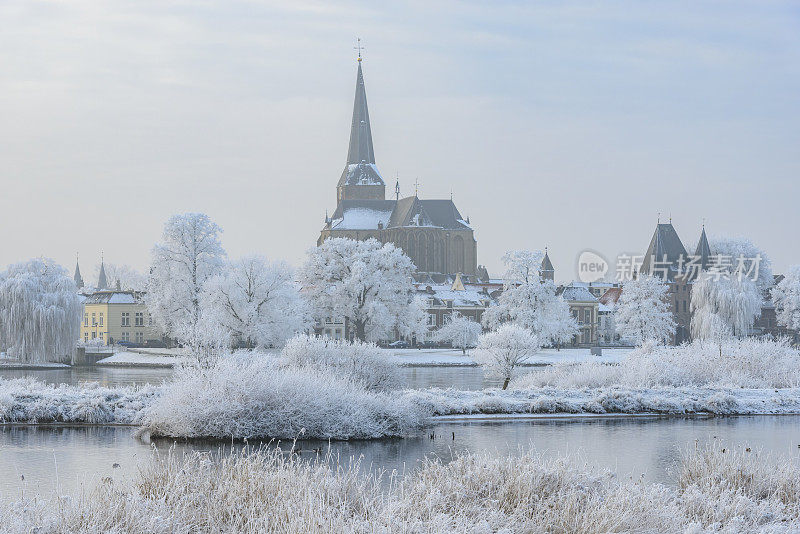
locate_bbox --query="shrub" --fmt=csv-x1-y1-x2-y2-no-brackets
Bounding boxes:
138,354,425,440
280,334,401,391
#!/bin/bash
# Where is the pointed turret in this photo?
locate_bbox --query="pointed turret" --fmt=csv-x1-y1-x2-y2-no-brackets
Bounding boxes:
73,255,84,289
541,248,554,281
336,58,385,203
640,222,688,280
97,258,108,290
694,225,712,271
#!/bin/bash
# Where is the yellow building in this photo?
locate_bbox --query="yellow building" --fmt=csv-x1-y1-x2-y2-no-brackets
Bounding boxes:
79,291,163,346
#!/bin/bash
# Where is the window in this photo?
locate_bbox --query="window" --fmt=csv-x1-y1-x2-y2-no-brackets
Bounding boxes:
84,332,88,342
584,309,591,324
135,332,143,344
683,301,687,313
99,313,104,327
92,313,96,326
148,314,154,326
427,314,436,326
84,313,88,327
91,332,97,340
121,312,130,327
99,332,104,341
675,301,679,313
121,331,130,342
135,312,144,327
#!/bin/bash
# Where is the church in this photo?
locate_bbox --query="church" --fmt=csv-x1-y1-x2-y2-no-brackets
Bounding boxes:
318,55,486,283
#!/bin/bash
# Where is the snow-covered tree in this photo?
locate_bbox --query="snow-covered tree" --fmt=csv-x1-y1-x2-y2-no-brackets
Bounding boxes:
201,256,311,349
691,275,762,343
773,266,800,331
0,258,81,363
482,250,577,346
690,237,768,347
93,263,147,292
709,236,773,292
299,238,417,342
435,312,483,354
473,324,539,389
146,213,225,356
614,276,675,346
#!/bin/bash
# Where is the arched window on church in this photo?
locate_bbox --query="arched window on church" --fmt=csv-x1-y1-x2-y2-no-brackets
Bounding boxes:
406,234,416,270
438,238,446,273
454,235,465,273
427,235,435,272
418,233,427,272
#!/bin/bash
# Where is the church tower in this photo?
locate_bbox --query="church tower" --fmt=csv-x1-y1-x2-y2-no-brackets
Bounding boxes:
73,255,84,289
336,54,386,203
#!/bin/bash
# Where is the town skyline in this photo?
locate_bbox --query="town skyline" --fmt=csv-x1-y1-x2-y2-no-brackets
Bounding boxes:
1,1,798,279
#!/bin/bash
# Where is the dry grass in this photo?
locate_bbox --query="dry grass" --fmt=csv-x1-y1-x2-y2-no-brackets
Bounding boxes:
2,445,798,533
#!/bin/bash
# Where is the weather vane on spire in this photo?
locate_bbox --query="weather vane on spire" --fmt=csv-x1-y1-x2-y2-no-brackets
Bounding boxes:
354,37,364,61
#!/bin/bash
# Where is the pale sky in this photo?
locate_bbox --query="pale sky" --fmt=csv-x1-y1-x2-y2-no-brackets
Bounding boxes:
1,1,798,283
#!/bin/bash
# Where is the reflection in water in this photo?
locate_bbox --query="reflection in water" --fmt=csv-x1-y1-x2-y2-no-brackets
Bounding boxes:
2,416,799,498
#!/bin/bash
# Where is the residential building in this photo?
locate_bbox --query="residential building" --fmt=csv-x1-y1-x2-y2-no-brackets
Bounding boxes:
80,291,163,346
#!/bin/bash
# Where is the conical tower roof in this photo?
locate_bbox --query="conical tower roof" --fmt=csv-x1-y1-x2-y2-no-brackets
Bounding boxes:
640,223,688,279
695,226,712,270
97,259,108,290
73,257,84,289
337,59,384,192
346,61,375,166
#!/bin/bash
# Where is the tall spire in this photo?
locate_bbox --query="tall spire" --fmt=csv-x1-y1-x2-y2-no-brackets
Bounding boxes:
97,253,108,290
74,254,84,289
346,60,375,165
695,224,712,271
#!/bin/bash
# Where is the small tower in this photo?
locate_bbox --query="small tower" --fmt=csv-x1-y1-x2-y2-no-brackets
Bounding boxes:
73,254,84,289
541,248,555,282
97,255,109,290
695,223,712,271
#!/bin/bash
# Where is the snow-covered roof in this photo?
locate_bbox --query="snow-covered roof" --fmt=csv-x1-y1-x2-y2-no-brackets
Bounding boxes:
331,206,393,230
83,291,143,305
415,284,493,308
558,285,597,303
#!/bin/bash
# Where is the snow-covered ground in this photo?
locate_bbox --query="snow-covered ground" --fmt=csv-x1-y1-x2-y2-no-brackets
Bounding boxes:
1,445,798,533
96,351,188,367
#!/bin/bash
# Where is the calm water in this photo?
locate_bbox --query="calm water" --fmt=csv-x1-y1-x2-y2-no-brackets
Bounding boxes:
2,416,800,498
0,365,500,390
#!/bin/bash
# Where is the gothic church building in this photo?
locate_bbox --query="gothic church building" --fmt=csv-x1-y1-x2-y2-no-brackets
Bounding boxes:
318,57,483,282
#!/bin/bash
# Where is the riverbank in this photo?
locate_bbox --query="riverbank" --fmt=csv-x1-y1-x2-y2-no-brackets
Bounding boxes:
1,445,797,533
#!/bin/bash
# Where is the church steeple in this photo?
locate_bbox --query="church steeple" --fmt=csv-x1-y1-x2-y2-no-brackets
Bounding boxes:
336,51,385,203
97,254,108,290
346,60,375,166
74,254,84,289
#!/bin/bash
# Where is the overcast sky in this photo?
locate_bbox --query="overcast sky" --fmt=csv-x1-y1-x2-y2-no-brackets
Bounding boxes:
1,0,798,282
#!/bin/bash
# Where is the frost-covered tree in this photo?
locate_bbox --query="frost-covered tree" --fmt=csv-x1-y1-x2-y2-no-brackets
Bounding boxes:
0,258,81,363
691,275,762,344
146,213,225,355
473,324,539,389
709,236,773,292
435,312,483,354
690,237,768,347
93,263,147,292
482,250,577,346
201,256,311,349
773,266,800,331
614,276,675,346
299,238,417,342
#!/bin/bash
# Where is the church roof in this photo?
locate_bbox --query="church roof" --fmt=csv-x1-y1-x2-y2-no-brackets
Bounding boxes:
338,61,384,188
640,223,688,277
328,197,471,231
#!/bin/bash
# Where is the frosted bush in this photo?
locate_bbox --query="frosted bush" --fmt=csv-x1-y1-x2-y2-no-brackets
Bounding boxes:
514,338,800,390
139,353,425,440
0,377,156,424
2,446,798,533
280,334,401,391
